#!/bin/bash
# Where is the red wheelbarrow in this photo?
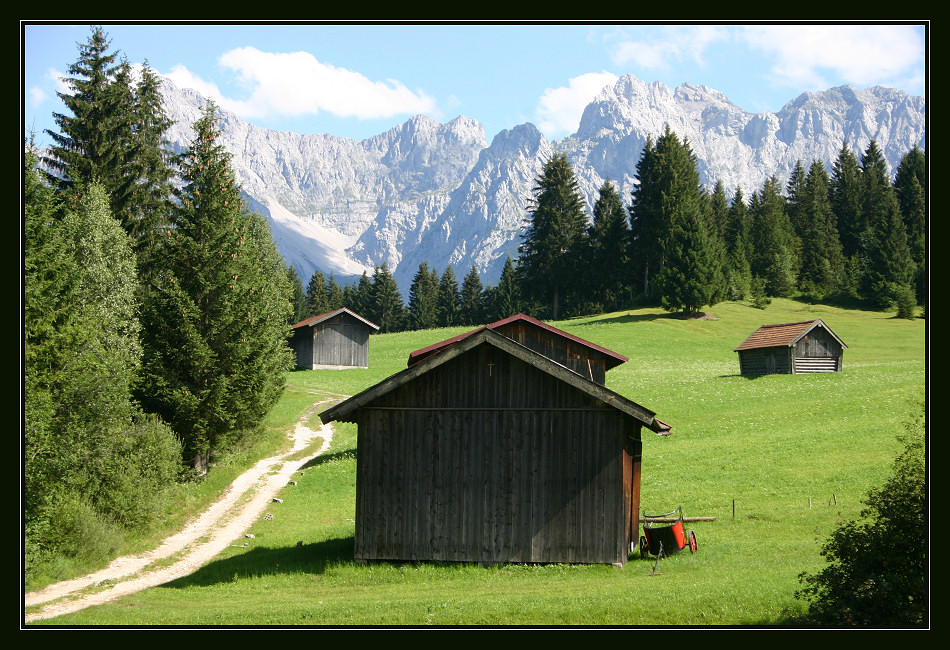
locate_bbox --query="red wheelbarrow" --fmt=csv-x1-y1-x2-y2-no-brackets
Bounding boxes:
639,506,698,559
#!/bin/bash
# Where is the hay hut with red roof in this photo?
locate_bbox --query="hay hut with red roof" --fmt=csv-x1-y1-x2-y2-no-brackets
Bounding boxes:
734,319,847,375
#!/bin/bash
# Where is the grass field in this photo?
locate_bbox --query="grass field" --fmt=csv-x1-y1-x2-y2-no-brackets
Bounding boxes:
28,298,926,626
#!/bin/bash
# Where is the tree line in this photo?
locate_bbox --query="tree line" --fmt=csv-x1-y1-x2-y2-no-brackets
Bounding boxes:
24,27,292,577
289,125,925,333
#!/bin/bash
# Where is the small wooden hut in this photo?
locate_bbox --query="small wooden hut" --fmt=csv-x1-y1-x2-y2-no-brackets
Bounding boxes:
407,313,629,385
320,327,669,566
290,308,379,370
734,319,847,375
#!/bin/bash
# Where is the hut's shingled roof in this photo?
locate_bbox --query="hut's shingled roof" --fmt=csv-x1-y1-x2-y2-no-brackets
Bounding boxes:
291,307,380,331
733,319,847,352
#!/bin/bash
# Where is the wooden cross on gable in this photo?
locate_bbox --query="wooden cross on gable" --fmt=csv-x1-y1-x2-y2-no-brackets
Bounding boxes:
487,360,495,377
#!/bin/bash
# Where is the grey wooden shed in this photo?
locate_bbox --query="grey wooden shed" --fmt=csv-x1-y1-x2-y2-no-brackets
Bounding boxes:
320,327,670,566
290,308,379,370
734,319,847,375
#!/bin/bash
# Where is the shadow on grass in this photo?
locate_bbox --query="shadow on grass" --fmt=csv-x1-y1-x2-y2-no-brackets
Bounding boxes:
300,448,356,470
579,312,676,326
162,536,357,589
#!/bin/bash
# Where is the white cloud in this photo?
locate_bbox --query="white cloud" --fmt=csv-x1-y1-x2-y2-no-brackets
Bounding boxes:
166,64,228,104
534,72,618,138
738,24,924,91
610,25,732,71
204,47,438,122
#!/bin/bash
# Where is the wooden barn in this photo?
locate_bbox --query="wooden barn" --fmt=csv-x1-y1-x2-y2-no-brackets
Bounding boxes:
290,308,380,370
407,313,629,385
734,319,847,375
320,327,670,566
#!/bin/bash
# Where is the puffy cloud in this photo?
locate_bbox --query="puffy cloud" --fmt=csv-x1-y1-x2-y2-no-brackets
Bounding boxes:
737,24,925,91
205,47,437,121
610,25,732,71
534,71,618,138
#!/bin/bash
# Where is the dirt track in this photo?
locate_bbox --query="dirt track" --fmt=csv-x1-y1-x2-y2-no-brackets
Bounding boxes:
23,395,337,624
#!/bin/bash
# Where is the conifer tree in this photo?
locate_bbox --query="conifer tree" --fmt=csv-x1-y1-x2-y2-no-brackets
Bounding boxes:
655,208,723,315
587,180,631,310
488,257,521,321
785,160,808,238
629,127,703,302
797,160,845,298
352,271,373,317
138,103,292,474
830,142,864,259
287,265,306,324
518,153,588,319
750,176,799,297
325,273,344,311
407,261,440,330
893,145,927,302
369,264,405,333
460,265,485,325
305,269,328,317
724,187,752,300
437,265,461,327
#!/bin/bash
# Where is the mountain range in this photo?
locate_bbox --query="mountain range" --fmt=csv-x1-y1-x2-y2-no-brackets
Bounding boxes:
158,73,926,292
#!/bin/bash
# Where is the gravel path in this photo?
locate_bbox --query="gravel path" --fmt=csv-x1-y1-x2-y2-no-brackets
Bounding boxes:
23,396,337,624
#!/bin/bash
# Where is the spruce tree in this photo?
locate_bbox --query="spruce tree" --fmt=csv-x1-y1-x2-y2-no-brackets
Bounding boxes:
460,265,485,326
325,273,344,311
587,180,631,310
629,127,704,302
488,257,521,321
724,187,752,300
369,264,405,333
305,269,328,317
138,102,292,473
798,160,845,298
407,261,440,330
437,265,461,327
830,142,864,259
655,208,723,315
287,265,306,324
518,153,588,319
750,176,799,297
785,160,808,238
893,145,927,302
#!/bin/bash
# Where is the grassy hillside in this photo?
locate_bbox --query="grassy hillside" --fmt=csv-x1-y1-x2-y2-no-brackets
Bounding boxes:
30,298,925,626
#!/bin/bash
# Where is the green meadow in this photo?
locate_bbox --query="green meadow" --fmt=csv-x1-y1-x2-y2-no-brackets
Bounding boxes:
28,298,925,626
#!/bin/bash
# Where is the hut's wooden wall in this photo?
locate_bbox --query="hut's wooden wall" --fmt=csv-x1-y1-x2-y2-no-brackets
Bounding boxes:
494,322,608,384
353,345,641,565
313,314,370,368
793,328,843,372
738,347,792,375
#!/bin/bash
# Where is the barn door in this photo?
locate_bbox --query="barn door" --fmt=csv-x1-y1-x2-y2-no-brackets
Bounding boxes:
765,350,776,374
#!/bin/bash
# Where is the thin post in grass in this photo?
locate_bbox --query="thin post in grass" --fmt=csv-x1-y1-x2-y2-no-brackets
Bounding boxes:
732,499,735,519
809,497,812,509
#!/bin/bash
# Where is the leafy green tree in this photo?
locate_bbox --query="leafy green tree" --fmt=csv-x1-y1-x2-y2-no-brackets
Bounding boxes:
586,180,631,310
797,403,926,627
437,265,461,327
518,153,588,319
138,103,293,474
407,261,440,330
369,264,405,333
459,264,486,325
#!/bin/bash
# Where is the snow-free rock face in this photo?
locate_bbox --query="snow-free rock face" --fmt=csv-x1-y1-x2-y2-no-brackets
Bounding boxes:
158,73,925,290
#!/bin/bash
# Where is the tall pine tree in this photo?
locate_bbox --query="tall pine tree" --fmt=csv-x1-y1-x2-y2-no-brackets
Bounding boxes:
138,102,292,473
586,180,631,310
518,153,588,319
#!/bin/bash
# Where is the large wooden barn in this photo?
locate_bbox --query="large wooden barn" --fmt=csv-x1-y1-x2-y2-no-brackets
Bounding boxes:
320,326,670,566
290,308,379,370
407,313,629,385
734,319,847,375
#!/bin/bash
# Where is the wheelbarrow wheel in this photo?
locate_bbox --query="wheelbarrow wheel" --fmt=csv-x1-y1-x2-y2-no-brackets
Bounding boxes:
640,536,648,559
688,530,698,553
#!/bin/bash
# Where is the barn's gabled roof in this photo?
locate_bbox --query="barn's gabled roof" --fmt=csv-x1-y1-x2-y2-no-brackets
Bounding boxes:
406,313,629,369
733,319,847,352
321,328,669,433
291,307,380,332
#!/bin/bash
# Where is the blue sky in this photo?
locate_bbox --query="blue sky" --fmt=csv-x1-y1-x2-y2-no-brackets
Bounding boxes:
23,22,927,148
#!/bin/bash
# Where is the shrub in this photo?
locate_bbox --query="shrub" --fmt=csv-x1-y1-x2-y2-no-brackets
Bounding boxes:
796,402,927,627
